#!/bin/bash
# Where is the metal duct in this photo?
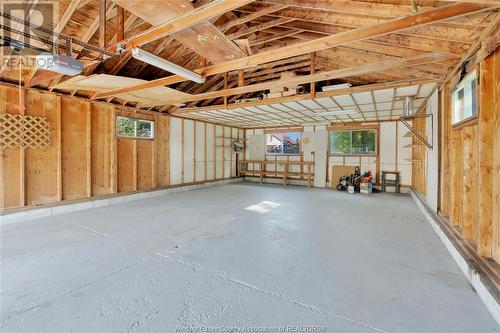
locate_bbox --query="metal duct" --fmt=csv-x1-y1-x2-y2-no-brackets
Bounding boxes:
403,96,414,117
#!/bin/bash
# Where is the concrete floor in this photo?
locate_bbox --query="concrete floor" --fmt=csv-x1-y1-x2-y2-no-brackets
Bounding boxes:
1,183,497,333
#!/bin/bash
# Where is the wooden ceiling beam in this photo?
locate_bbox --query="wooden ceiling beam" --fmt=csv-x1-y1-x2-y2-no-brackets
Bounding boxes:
93,2,486,100
315,49,442,80
99,0,106,48
98,14,140,76
249,30,303,46
444,10,500,86
437,0,500,4
257,0,432,17
219,3,288,32
283,21,469,55
238,5,485,43
143,53,452,107
118,0,253,50
228,17,295,39
116,5,125,42
174,78,438,113
114,0,247,64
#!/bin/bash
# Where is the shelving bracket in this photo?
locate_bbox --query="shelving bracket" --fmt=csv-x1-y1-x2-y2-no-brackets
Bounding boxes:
399,114,433,150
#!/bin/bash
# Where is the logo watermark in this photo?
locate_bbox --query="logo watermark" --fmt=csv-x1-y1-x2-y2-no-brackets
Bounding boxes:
1,1,58,70
175,325,327,332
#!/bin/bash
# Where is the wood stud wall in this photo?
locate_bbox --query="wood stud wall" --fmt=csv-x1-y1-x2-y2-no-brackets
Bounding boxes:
411,117,427,196
0,86,241,212
437,47,500,264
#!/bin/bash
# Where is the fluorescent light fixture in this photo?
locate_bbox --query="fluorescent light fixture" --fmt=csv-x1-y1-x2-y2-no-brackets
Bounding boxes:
131,47,205,84
35,53,83,76
321,83,352,92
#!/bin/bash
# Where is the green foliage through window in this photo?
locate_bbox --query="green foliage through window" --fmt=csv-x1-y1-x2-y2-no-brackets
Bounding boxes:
329,129,376,155
136,120,153,138
116,116,154,139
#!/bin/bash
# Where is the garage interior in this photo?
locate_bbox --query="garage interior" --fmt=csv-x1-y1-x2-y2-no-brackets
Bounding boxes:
1,0,500,332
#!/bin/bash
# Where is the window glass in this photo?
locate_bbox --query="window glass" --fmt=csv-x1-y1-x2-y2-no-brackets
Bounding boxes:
330,129,376,155
266,132,301,155
470,78,477,119
116,117,136,138
352,130,376,154
136,120,154,138
330,131,352,155
116,116,154,139
452,70,477,124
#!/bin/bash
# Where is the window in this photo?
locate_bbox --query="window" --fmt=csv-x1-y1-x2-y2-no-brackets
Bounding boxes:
452,70,478,125
329,129,376,155
266,132,301,155
116,116,154,139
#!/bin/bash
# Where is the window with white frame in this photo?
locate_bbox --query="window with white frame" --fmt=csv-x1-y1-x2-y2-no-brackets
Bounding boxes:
116,116,154,139
265,132,301,155
452,70,478,125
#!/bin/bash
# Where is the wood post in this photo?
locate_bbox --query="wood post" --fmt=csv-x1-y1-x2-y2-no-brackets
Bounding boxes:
116,5,125,43
310,52,316,98
99,0,107,49
478,53,495,256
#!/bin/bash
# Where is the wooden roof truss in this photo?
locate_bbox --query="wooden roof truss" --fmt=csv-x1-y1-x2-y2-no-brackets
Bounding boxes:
0,0,499,128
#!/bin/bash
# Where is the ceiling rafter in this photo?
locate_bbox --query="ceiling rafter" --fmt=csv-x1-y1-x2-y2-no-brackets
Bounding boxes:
92,2,489,100
174,78,438,113
117,0,253,50
142,52,452,107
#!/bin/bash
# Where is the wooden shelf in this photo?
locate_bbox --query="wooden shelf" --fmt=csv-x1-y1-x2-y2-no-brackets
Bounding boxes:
239,160,314,187
404,143,423,148
403,131,414,138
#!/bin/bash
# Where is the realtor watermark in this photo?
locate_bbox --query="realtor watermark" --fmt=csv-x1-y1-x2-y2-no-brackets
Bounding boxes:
1,1,58,69
2,55,54,68
175,325,327,333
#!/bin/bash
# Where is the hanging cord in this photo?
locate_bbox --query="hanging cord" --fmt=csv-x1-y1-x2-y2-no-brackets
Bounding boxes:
411,0,419,14
18,53,24,112
18,53,27,149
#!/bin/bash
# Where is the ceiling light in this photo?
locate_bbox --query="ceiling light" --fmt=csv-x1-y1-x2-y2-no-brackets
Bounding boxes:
131,47,205,84
321,83,352,92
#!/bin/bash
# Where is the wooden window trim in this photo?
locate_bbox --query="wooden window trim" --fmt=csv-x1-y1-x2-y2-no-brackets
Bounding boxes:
328,128,379,157
451,115,478,130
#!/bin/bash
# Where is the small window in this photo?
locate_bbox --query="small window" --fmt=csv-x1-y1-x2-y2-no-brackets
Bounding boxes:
452,70,478,125
329,129,376,155
116,116,154,139
266,132,301,155
136,120,153,138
